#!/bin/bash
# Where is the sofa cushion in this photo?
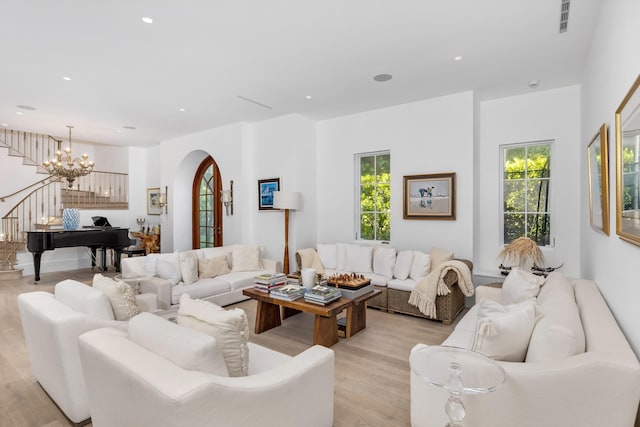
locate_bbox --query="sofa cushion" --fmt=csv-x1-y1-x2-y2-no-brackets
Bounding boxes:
336,243,359,271
316,244,337,269
526,272,585,362
345,245,373,273
129,312,229,376
177,294,249,377
394,250,414,280
409,251,431,280
55,279,115,320
144,252,179,276
430,247,453,270
155,253,182,286
92,274,140,321
373,246,396,278
387,277,417,292
198,256,230,279
361,272,392,287
471,298,538,362
179,251,200,285
171,278,230,305
501,268,545,305
231,245,262,272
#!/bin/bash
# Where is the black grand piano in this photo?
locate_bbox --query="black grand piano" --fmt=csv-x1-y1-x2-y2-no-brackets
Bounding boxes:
27,228,131,281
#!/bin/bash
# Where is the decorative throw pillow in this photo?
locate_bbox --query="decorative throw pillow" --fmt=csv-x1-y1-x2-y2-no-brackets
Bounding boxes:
179,251,199,285
471,297,538,362
156,258,182,286
231,245,262,272
177,294,249,377
316,244,337,269
501,268,545,305
198,256,230,279
344,245,373,272
409,251,431,280
92,273,140,321
429,247,454,270
394,250,414,280
129,312,229,376
373,246,396,278
336,243,359,271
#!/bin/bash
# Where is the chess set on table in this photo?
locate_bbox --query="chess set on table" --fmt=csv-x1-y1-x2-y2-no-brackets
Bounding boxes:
327,273,370,289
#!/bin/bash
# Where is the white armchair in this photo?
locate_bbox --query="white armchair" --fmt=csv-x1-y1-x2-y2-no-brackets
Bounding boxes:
17,279,157,425
78,313,335,427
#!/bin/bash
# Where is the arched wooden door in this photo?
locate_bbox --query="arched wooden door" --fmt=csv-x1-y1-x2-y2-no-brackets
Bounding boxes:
192,156,223,248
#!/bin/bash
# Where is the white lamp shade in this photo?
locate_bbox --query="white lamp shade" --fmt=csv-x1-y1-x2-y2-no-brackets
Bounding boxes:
273,191,302,210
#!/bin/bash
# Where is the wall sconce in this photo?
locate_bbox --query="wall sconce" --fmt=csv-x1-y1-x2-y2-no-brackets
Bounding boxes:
158,185,168,214
221,180,233,216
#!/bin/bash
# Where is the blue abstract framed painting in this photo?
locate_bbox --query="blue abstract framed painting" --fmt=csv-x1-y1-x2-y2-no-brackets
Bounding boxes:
258,178,280,210
403,173,456,220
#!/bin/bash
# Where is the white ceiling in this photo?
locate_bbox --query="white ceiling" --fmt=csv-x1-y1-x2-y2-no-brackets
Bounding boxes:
0,0,601,147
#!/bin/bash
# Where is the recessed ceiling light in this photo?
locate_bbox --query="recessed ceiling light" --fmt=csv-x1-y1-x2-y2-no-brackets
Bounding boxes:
115,129,122,133
142,16,153,24
179,108,185,112
63,76,72,81
17,105,36,110
373,74,392,82
528,80,540,89
454,56,463,61
123,126,136,130
305,95,312,100
15,111,23,116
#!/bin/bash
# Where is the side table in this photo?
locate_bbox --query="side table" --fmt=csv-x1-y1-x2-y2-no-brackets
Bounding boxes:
411,345,505,426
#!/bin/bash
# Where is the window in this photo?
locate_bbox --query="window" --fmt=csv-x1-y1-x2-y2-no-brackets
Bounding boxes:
356,151,390,241
501,142,552,246
192,156,222,248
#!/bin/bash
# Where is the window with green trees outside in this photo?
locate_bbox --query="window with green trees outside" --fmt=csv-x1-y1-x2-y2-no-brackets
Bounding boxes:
502,142,552,246
356,151,390,241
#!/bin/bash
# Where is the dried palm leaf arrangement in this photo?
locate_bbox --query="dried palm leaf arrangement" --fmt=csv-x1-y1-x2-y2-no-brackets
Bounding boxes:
497,237,544,270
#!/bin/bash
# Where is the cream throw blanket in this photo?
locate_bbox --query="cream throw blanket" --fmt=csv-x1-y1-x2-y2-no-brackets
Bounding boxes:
297,248,325,274
408,260,474,318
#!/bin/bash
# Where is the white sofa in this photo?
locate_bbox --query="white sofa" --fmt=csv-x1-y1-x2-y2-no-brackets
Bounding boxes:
78,313,335,427
17,279,158,425
410,273,640,427
121,245,279,309
298,243,471,324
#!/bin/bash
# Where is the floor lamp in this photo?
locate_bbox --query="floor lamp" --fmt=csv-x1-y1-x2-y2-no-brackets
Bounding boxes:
273,191,302,275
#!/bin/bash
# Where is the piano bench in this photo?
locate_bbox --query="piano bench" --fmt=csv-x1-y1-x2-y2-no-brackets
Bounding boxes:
121,247,147,257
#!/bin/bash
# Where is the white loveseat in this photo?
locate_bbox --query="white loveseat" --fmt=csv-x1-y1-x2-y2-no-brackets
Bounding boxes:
78,313,335,427
297,243,472,324
121,245,279,309
17,279,158,425
410,273,640,427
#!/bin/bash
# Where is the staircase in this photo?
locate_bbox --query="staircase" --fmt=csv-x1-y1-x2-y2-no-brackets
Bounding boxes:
0,128,130,274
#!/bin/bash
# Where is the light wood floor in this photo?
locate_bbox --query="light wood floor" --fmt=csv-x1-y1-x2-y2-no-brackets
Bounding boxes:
0,268,461,427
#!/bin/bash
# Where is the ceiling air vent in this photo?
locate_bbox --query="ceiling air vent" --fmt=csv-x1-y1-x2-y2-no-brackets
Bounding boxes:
559,0,570,33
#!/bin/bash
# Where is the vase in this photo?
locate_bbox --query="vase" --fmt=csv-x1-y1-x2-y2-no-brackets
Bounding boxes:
62,208,80,230
301,268,316,289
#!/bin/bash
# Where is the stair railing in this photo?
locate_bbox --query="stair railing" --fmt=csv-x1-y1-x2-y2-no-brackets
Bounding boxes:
0,128,62,168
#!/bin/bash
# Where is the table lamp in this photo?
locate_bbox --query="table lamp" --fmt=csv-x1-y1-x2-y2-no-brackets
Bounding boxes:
273,191,302,274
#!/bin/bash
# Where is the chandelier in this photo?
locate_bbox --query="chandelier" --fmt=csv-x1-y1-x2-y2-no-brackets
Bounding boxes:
42,125,95,188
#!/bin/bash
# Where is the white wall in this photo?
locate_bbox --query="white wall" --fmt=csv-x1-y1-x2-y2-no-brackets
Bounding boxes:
580,0,640,354
317,92,475,257
476,86,582,278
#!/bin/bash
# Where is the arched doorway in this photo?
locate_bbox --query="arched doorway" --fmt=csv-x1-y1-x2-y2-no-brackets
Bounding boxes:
192,156,222,248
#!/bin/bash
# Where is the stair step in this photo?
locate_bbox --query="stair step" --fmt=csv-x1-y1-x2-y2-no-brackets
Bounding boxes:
36,166,49,174
62,202,129,210
62,189,99,197
0,140,8,148
8,148,23,157
22,158,39,166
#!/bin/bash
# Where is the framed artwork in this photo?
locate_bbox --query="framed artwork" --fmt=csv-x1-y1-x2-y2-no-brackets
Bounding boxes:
258,178,280,210
403,173,456,220
615,73,640,246
587,123,609,235
147,187,162,215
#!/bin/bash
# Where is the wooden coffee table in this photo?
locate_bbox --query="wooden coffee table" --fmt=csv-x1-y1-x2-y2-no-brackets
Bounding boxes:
242,288,381,347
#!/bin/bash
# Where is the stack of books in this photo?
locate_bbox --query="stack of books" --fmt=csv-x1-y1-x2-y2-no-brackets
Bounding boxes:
253,273,287,293
304,285,342,305
339,283,374,300
269,284,306,301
